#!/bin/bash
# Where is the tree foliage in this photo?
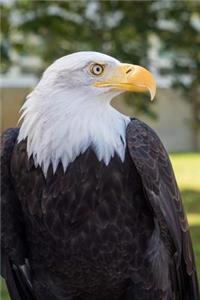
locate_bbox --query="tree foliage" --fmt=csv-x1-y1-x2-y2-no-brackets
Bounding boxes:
155,1,200,148
1,4,12,72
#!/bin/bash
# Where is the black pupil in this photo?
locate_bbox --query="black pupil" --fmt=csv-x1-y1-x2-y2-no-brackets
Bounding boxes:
95,66,101,73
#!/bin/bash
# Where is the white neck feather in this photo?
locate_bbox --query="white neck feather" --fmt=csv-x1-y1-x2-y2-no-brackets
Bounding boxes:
18,87,130,175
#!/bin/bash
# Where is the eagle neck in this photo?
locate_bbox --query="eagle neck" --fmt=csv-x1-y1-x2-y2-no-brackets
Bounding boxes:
18,89,130,175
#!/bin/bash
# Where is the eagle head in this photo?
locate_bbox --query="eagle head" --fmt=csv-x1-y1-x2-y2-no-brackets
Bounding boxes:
18,51,156,175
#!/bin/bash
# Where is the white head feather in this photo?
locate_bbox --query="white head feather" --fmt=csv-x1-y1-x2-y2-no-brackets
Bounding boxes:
18,51,130,175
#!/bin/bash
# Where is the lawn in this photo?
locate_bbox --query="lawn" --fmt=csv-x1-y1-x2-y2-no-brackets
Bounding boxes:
170,152,200,284
1,152,200,299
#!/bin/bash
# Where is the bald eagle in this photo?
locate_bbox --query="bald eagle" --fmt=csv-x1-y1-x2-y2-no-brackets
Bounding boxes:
1,52,199,300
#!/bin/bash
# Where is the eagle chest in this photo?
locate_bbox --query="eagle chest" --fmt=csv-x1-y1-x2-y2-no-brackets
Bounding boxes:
12,145,154,292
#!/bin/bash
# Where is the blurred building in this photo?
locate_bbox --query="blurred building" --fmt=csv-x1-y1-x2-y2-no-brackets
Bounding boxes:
1,71,199,152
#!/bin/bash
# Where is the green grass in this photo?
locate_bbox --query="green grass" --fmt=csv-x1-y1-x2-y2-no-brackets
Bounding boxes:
170,152,200,190
170,152,200,284
0,280,9,300
1,152,200,299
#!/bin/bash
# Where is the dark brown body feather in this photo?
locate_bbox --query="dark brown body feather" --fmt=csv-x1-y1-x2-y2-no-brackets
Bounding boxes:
1,119,199,300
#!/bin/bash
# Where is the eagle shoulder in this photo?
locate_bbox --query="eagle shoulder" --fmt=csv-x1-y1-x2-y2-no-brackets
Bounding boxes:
1,128,36,300
126,118,199,299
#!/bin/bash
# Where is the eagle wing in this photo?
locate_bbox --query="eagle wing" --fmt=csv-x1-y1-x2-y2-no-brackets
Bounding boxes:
1,128,36,300
126,118,199,299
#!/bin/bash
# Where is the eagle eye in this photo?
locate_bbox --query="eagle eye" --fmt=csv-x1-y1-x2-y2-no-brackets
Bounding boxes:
90,63,104,76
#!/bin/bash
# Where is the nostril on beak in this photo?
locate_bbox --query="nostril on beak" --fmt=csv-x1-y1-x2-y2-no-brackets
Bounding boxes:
126,68,132,74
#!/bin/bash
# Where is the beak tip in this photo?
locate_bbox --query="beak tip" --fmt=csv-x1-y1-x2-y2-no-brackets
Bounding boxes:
150,94,155,101
149,87,156,101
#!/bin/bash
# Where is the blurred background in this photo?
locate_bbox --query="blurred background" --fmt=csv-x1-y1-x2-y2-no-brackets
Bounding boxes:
0,1,200,299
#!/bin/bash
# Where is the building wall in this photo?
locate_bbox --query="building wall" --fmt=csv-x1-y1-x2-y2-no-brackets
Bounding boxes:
113,89,198,152
147,89,195,152
1,87,199,152
1,88,31,131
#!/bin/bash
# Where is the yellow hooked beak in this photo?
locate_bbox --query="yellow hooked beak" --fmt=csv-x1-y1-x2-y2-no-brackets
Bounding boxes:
94,63,156,101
